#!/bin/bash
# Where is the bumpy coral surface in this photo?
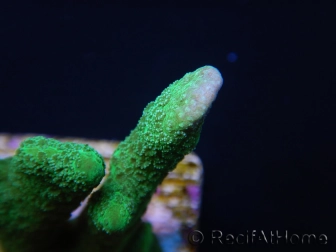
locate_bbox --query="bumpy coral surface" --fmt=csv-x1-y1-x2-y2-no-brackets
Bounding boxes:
89,66,223,234
0,65,223,252
0,137,105,251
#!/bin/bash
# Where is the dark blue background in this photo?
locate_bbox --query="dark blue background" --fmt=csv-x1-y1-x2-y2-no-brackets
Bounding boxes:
0,4,334,252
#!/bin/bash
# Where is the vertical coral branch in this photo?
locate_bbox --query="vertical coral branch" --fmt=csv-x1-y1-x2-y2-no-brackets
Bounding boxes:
89,65,223,233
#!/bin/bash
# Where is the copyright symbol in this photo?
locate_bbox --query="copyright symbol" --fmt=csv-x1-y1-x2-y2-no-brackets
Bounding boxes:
188,230,204,245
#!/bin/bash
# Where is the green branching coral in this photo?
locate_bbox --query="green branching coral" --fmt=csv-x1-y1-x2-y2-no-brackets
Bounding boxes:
89,65,223,234
0,137,105,251
0,65,223,252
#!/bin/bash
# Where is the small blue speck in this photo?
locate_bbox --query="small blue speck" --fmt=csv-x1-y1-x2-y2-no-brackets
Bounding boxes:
227,52,238,63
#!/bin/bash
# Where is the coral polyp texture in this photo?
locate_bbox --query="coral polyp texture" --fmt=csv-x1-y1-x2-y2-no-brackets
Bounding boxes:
0,65,223,252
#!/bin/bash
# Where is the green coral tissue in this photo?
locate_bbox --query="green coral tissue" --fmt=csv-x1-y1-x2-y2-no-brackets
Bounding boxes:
0,65,223,252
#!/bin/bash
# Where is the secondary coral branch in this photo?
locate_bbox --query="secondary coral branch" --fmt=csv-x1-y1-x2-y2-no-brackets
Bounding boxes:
0,137,105,251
